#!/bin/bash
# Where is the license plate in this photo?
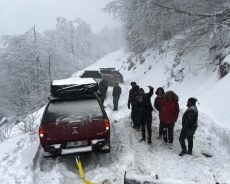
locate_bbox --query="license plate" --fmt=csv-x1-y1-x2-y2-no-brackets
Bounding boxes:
66,140,88,148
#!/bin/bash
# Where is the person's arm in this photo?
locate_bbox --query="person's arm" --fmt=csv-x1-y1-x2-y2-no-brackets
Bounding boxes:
128,91,131,109
154,97,160,111
187,110,198,131
147,86,154,97
112,87,115,96
183,109,194,129
175,102,180,122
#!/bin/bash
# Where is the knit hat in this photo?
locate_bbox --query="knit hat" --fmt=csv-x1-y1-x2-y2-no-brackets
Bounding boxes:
155,87,165,95
131,82,137,86
188,97,198,105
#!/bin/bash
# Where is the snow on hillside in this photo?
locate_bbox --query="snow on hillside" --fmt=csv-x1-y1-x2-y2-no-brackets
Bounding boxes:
75,47,229,126
199,73,230,128
1,48,230,184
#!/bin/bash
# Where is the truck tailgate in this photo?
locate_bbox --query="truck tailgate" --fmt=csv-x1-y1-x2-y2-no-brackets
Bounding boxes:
67,119,106,141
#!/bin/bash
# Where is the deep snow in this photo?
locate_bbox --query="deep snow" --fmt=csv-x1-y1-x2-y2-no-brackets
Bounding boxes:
1,48,230,184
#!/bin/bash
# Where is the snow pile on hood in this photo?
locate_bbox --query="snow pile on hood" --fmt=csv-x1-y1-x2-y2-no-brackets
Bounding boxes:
52,78,96,86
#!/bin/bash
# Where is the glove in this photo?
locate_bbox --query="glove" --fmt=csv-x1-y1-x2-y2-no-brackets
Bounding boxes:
148,85,153,89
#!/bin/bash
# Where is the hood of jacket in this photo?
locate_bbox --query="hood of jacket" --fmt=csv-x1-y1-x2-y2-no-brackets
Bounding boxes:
164,91,179,101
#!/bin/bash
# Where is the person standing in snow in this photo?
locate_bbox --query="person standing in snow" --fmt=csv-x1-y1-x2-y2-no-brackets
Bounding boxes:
112,83,121,111
137,86,154,144
160,91,179,146
128,82,140,128
99,79,109,105
154,87,165,139
179,97,198,156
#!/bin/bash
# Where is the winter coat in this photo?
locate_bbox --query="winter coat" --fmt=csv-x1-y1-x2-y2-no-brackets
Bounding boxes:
181,105,198,136
159,91,179,123
154,96,163,111
137,87,154,115
128,85,139,108
112,85,121,97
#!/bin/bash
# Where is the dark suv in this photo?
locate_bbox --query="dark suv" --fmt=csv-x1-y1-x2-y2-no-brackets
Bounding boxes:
80,68,123,86
39,78,110,157
99,68,123,86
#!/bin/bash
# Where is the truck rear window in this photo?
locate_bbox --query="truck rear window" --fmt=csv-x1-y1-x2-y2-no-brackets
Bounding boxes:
43,99,104,123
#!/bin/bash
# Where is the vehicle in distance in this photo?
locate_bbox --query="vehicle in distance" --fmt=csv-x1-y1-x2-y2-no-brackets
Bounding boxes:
80,68,123,86
99,68,123,86
39,78,110,157
80,70,102,83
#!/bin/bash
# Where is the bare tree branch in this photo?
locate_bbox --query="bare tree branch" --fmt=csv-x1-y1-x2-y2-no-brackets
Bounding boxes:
153,2,230,18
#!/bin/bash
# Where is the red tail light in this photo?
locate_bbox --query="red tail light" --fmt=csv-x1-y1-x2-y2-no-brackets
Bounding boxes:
104,119,110,131
39,127,45,139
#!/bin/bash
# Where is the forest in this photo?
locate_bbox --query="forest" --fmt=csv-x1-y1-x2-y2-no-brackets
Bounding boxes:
105,0,230,75
0,17,123,119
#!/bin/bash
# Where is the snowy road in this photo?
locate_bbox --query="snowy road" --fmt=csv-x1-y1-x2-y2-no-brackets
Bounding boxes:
1,87,230,184
31,102,230,184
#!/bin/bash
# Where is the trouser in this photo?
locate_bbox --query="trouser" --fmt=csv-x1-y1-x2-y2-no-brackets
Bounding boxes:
179,130,194,152
158,120,163,137
162,122,175,143
113,96,120,110
100,95,106,105
141,113,152,141
131,108,141,128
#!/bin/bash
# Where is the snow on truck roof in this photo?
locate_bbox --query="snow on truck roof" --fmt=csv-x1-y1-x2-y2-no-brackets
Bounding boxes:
52,78,96,86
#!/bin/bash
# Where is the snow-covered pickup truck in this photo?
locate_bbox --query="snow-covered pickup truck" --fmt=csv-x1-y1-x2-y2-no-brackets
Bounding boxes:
39,78,110,157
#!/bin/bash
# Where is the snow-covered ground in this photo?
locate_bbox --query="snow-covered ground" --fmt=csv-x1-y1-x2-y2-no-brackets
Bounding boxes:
1,48,230,184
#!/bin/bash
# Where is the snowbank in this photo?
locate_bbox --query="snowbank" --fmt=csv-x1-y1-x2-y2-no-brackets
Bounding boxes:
199,73,230,128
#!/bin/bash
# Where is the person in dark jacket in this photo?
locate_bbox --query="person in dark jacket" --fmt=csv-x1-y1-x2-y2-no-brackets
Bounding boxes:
179,97,198,156
128,82,140,128
160,91,179,145
137,86,154,144
154,87,165,139
99,79,109,105
112,83,121,111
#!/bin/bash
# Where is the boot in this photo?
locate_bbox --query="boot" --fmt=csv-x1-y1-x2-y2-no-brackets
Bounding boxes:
148,138,152,144
187,150,192,155
168,143,173,149
157,135,162,139
139,137,145,142
179,150,187,156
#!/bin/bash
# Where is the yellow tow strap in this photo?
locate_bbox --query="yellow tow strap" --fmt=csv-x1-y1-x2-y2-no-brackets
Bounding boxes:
75,156,96,184
75,156,111,184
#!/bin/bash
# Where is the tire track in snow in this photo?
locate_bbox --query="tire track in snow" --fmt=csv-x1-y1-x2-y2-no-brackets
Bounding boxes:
32,144,57,172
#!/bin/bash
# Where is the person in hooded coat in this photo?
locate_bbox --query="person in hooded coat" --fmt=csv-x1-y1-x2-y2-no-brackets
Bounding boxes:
160,91,179,145
112,83,121,111
99,79,109,105
137,86,154,143
128,82,140,128
154,87,165,139
179,97,198,156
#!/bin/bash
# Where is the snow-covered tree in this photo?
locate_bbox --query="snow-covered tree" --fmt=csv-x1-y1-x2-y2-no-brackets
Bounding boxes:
105,0,230,55
0,27,48,117
0,17,124,118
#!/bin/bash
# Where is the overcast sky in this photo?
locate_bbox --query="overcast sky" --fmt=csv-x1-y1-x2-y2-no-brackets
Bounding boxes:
0,0,120,36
